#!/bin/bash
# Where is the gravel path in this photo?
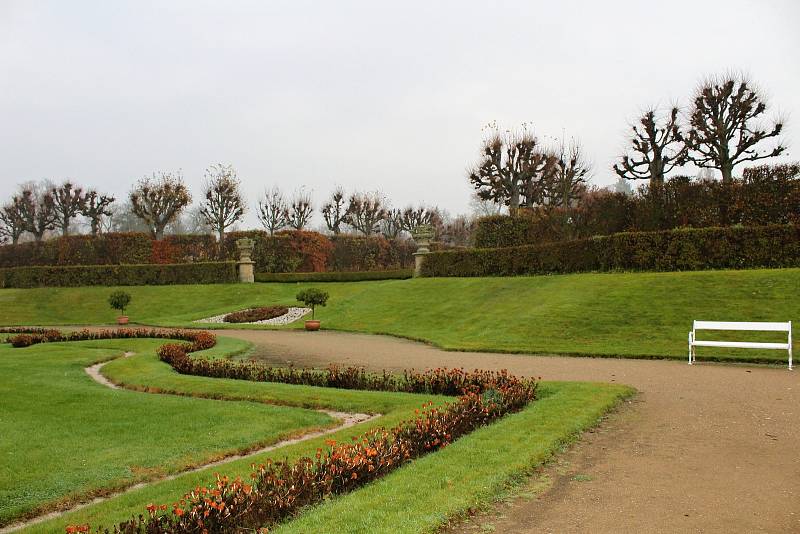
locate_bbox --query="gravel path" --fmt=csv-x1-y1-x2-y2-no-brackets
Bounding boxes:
219,329,800,534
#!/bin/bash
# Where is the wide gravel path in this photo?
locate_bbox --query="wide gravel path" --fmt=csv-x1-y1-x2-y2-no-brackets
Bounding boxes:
221,329,799,534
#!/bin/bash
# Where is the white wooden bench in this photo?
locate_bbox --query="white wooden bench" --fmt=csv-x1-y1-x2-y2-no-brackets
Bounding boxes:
688,321,793,369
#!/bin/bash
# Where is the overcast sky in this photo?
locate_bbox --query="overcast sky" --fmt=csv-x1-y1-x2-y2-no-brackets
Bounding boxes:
1,0,797,228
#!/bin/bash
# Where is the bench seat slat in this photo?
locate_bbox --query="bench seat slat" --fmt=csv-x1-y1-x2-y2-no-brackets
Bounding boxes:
693,321,790,332
691,340,790,350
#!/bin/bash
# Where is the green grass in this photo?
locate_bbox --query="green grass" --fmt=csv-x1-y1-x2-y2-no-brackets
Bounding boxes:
17,355,631,534
0,268,797,361
0,338,334,526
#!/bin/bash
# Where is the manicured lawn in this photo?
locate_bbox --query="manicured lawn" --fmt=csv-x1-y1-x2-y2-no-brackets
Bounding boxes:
0,338,333,526
18,359,631,534
0,268,797,360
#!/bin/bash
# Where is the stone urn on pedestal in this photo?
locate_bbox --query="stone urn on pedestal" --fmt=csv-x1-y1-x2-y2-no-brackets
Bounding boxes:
236,238,255,283
411,224,434,277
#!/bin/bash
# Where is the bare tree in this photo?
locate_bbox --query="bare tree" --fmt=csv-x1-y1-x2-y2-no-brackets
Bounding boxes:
16,187,58,242
287,190,314,230
129,171,192,240
468,123,548,211
81,190,115,236
109,201,151,233
381,208,404,239
0,201,26,244
321,187,348,234
257,186,288,235
199,163,245,243
345,192,385,235
401,206,441,233
547,139,591,207
686,75,785,183
468,192,504,217
50,181,86,236
439,215,473,247
519,150,560,207
614,107,686,187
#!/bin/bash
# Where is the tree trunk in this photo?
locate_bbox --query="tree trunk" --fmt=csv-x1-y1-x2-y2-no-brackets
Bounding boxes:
62,221,70,236
721,163,734,183
90,220,99,236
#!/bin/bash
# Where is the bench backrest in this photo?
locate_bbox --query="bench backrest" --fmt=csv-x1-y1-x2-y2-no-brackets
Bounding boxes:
693,320,791,333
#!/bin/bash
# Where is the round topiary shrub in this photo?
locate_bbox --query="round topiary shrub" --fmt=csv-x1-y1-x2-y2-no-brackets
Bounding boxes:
223,306,289,323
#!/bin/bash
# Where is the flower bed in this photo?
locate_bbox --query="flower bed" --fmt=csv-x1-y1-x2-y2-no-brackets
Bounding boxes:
4,328,536,533
223,306,289,323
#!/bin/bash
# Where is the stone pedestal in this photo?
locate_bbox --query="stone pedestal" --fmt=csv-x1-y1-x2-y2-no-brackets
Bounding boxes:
236,238,256,283
411,224,434,277
238,260,255,283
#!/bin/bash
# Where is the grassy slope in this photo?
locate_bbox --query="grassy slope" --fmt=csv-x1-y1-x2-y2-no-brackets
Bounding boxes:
0,268,797,360
0,338,333,526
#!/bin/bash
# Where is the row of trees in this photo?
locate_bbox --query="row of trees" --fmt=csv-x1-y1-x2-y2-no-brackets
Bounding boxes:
470,74,786,210
1,165,480,247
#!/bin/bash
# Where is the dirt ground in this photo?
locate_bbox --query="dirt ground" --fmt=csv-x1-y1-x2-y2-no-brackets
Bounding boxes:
222,329,800,534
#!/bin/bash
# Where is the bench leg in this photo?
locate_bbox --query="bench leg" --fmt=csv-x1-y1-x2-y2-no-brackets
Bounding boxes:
789,346,793,371
688,333,693,365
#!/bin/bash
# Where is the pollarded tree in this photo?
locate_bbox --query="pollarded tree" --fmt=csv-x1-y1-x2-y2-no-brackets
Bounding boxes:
129,171,192,240
199,163,245,244
468,125,543,211
50,181,86,236
381,209,404,239
546,139,591,207
345,192,385,235
0,201,26,244
614,107,686,187
321,187,348,234
257,186,288,235
287,191,313,230
686,75,785,183
16,187,58,242
401,206,441,233
81,190,115,236
519,149,559,208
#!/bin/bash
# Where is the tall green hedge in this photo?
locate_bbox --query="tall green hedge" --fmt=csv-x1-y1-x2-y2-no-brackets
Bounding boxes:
421,225,800,277
0,262,237,288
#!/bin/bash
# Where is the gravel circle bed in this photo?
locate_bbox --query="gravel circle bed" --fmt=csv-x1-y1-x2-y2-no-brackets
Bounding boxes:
194,307,311,325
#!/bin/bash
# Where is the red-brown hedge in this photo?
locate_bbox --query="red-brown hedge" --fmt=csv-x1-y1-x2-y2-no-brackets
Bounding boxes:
5,327,537,534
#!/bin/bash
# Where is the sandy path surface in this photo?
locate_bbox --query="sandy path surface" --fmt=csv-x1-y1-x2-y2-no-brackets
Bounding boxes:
222,329,800,534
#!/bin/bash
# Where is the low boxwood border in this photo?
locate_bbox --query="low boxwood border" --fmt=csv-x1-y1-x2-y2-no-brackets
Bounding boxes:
255,269,412,283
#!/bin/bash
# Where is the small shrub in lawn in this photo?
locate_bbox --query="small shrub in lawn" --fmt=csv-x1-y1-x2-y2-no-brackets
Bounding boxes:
296,288,329,319
223,306,289,323
107,291,131,316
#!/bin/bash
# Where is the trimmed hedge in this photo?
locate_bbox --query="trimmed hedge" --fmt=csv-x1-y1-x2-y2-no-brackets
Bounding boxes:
0,233,220,268
474,175,800,248
5,326,537,534
421,224,800,277
0,262,237,288
255,269,413,283
223,306,289,323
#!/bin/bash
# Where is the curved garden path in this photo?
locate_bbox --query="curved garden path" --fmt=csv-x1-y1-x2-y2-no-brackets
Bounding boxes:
222,329,800,534
0,349,374,534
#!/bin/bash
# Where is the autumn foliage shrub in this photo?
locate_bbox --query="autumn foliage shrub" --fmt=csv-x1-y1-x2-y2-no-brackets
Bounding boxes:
223,306,289,323
90,382,534,533
5,327,536,533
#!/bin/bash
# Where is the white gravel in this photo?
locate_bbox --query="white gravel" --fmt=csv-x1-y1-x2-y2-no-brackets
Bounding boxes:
194,307,311,325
